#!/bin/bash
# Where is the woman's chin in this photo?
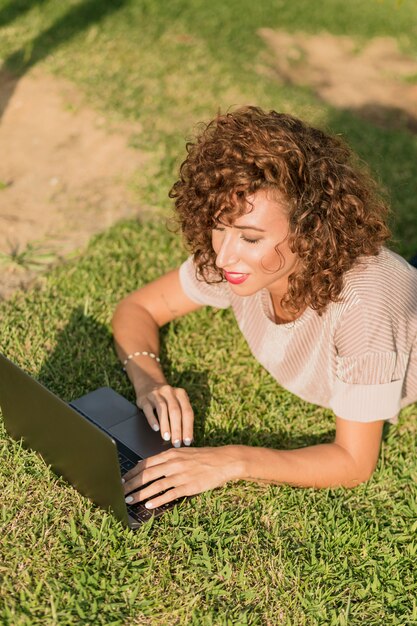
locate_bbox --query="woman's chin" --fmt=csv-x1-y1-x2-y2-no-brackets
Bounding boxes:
228,281,260,297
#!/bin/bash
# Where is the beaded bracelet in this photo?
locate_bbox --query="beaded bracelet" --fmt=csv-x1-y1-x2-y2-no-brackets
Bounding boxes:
122,351,161,371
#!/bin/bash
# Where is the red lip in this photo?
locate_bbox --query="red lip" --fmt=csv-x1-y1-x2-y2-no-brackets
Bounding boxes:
224,271,249,285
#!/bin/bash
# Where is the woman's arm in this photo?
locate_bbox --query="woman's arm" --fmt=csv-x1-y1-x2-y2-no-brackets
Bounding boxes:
112,268,202,444
240,417,385,488
122,416,385,509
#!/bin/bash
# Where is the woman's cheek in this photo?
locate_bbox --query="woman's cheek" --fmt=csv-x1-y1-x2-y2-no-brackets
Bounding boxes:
259,246,285,273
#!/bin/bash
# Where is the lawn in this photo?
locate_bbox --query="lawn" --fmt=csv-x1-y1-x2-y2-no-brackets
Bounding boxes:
1,0,417,624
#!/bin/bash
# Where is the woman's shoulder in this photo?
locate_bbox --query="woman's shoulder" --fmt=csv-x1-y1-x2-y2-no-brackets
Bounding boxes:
331,248,417,355
179,255,232,309
331,248,417,330
341,248,417,301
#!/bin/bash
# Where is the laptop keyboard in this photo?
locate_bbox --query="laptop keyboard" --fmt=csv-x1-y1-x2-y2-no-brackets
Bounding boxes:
117,449,176,523
68,400,179,524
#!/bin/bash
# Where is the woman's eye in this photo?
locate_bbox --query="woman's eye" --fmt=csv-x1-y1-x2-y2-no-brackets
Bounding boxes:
242,236,261,244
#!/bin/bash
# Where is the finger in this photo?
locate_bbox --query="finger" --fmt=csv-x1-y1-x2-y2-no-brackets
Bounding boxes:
152,387,182,446
137,399,160,432
123,454,176,494
143,485,185,510
125,473,183,507
123,448,179,489
164,394,183,448
122,459,145,484
128,475,174,503
123,471,155,496
123,448,176,484
176,388,194,445
149,393,171,442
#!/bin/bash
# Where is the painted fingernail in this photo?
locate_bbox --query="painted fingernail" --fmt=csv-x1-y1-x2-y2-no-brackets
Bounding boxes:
145,501,153,509
173,439,181,448
184,438,192,446
125,496,134,503
163,432,170,441
152,423,160,432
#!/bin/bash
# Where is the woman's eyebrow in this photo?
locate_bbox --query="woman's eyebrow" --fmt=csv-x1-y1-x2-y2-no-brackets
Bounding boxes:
234,224,266,232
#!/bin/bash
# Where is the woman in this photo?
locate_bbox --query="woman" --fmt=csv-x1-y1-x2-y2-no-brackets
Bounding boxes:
112,106,417,511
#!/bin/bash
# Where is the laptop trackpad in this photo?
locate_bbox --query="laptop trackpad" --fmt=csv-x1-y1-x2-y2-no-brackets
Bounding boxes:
70,387,138,428
71,386,171,458
109,415,171,458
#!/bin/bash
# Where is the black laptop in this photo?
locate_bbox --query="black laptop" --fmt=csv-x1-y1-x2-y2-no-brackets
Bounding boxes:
0,352,181,529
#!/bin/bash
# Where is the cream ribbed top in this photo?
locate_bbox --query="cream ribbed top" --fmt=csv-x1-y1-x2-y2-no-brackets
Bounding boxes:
179,248,417,423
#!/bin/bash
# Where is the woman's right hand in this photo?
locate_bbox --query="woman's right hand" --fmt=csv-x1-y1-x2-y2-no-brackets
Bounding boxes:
136,383,194,447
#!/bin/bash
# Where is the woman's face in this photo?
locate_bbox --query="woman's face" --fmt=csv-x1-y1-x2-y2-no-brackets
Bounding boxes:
211,189,299,298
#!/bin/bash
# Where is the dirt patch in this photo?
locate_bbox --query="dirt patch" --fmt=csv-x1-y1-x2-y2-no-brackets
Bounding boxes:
258,31,417,130
0,68,145,300
2,34,417,300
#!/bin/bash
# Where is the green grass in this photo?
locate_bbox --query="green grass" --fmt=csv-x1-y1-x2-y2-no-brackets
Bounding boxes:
1,0,417,624
0,241,58,272
1,221,417,625
1,0,417,252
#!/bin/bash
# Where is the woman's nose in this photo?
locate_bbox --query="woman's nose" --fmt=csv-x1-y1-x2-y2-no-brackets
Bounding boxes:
215,233,239,268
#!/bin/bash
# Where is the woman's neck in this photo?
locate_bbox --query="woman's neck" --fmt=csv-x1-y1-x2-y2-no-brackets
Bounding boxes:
269,292,304,325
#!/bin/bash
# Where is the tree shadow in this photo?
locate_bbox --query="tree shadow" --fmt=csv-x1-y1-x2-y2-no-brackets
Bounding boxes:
324,106,417,259
0,0,50,29
350,103,417,136
0,0,129,119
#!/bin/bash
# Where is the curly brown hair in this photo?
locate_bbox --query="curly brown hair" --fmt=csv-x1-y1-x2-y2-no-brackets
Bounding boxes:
169,106,391,314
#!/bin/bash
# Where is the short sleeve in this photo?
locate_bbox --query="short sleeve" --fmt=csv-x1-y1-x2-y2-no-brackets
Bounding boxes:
331,290,410,422
330,351,408,422
179,256,231,309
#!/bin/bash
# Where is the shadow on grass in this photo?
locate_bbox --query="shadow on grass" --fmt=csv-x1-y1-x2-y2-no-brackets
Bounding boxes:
205,424,336,450
36,307,212,446
0,0,50,28
0,0,129,119
35,307,343,451
324,107,417,259
349,103,417,135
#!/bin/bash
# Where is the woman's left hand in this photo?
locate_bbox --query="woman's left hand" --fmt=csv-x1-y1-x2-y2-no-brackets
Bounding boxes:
122,446,245,509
